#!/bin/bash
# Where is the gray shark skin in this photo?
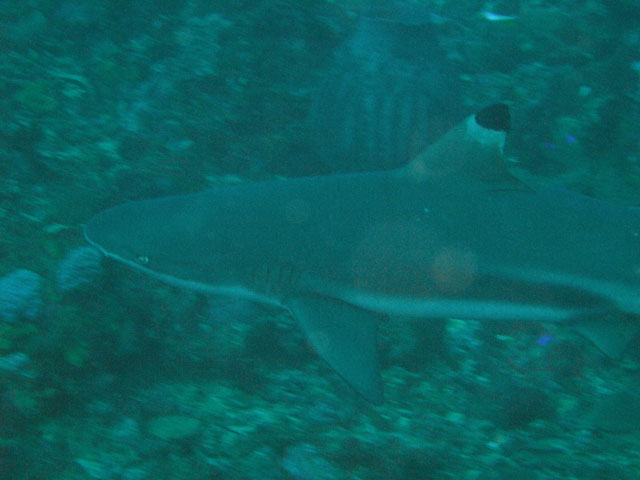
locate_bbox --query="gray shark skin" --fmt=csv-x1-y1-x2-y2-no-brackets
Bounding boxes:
85,105,640,403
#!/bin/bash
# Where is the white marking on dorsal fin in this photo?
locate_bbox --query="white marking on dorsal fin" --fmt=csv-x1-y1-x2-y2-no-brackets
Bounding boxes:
401,104,518,186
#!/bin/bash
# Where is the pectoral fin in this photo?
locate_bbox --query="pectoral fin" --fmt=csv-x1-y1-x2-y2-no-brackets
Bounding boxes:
573,316,640,359
286,295,383,404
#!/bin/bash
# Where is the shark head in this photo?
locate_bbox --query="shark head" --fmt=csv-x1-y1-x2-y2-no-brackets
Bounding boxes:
85,192,245,293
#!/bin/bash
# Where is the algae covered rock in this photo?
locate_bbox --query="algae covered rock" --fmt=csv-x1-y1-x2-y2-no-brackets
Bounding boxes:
148,415,201,441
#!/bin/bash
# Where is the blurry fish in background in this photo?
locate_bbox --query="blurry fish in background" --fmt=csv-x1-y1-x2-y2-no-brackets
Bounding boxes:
309,0,463,172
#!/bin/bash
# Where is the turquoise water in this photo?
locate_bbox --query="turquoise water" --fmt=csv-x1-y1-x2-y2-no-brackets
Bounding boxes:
1,1,639,478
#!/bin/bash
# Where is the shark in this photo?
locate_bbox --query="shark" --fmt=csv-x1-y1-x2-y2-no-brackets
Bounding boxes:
84,104,640,404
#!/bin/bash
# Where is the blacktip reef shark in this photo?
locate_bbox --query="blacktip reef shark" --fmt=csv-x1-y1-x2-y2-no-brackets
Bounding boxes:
85,104,640,404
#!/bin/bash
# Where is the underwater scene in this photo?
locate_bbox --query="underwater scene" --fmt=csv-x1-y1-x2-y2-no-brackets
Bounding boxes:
2,0,640,478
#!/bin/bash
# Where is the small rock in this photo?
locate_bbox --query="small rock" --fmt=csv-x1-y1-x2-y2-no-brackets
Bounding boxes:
147,415,201,441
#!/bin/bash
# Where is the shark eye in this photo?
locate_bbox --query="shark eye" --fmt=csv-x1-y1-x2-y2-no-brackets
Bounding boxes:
135,255,149,265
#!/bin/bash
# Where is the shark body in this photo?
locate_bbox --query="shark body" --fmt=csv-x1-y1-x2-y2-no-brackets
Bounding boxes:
85,105,640,403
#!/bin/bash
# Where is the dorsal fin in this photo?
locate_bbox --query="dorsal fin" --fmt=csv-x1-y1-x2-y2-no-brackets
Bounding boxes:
475,103,511,132
402,104,520,186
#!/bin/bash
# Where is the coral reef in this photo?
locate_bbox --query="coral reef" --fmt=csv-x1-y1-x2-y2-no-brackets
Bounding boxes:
0,269,43,323
55,246,103,293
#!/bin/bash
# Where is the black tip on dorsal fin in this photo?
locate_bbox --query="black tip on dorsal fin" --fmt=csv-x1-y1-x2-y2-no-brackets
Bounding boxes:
475,104,510,132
